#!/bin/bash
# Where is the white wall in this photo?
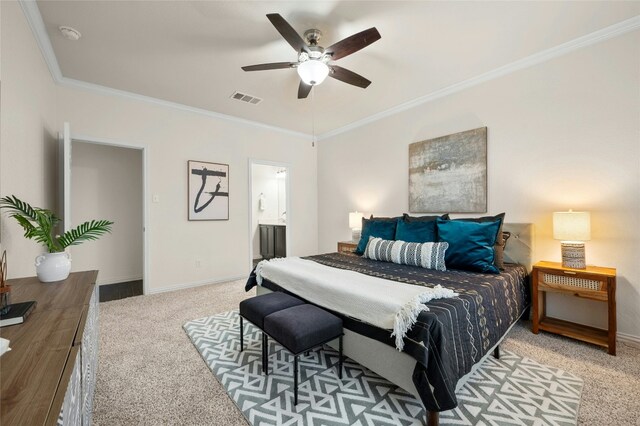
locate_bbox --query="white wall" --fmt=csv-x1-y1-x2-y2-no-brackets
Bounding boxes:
1,2,318,294
56,89,316,294
317,31,640,339
0,1,58,274
277,177,286,220
71,142,143,285
251,164,286,260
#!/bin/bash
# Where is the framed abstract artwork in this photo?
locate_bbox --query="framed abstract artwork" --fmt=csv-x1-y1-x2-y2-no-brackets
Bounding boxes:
188,160,229,221
409,127,487,213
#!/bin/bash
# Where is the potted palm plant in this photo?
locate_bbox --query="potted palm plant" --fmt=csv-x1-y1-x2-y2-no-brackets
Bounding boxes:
0,195,113,282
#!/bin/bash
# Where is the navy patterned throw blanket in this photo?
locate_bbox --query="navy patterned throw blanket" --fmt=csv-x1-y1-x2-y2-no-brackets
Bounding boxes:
245,252,530,412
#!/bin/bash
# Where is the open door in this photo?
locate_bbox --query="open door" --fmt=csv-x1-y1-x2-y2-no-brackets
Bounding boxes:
57,129,148,295
58,122,71,232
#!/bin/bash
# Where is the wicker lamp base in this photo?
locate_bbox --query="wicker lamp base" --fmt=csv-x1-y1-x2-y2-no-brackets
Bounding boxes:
561,242,586,269
351,228,361,243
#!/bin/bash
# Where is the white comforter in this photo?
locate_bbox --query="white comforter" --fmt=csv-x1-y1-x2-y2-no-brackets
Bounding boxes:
255,257,458,351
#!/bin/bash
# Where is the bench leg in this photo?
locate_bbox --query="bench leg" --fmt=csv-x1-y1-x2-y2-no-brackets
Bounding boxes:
294,354,299,405
239,316,244,352
493,345,500,360
262,333,269,375
338,335,343,380
427,411,439,426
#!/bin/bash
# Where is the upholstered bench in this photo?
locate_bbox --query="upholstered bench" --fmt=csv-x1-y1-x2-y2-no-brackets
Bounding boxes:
239,292,304,373
263,304,344,405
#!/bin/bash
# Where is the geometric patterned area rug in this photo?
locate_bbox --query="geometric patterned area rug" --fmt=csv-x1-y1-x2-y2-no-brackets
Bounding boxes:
184,311,583,426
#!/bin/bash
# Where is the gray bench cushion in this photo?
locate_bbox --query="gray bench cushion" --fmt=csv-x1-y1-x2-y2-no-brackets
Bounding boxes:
239,292,304,328
264,304,343,354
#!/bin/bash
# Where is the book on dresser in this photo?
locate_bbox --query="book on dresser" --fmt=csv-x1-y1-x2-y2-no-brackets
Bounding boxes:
0,301,37,327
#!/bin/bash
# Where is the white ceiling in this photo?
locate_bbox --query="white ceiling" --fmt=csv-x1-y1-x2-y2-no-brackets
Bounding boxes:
35,1,640,135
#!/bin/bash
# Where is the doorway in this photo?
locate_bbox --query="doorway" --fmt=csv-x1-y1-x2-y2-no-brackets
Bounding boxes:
61,123,148,299
248,160,290,270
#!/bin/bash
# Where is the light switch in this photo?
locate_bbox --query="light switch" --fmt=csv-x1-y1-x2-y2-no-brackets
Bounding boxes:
152,194,160,203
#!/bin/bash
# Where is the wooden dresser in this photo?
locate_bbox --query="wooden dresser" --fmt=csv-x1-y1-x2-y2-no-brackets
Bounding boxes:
0,271,99,425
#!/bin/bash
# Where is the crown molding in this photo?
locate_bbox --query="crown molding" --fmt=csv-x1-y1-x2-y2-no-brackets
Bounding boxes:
18,0,312,140
19,0,639,142
317,15,640,141
19,0,63,81
56,76,312,139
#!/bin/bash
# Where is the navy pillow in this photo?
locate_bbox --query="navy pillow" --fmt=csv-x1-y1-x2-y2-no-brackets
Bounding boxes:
355,218,397,254
402,213,450,222
368,215,402,222
436,218,501,274
395,218,437,243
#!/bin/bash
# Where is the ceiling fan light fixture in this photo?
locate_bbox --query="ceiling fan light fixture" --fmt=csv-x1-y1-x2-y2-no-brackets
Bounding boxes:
297,60,329,86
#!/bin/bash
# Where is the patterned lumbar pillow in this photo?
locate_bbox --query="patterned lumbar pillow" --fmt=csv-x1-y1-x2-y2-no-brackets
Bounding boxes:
363,237,449,271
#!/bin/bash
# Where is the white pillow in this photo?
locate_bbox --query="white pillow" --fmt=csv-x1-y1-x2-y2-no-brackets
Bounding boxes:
363,237,448,271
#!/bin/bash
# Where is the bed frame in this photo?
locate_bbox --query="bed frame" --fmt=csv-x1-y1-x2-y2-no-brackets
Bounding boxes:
256,223,533,425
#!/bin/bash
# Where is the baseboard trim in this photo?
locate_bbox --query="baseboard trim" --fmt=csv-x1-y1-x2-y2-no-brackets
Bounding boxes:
618,332,640,348
97,275,143,286
146,275,246,295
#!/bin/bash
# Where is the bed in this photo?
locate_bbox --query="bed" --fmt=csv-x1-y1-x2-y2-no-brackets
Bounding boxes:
245,223,533,425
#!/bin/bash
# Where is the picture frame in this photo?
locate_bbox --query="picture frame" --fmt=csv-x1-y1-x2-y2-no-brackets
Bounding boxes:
409,127,487,213
188,160,229,221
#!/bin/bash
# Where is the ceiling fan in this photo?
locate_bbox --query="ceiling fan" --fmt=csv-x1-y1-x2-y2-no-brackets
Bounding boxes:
242,13,381,99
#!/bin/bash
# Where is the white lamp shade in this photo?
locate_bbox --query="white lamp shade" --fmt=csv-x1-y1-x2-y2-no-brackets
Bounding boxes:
553,211,591,241
297,60,329,86
349,211,364,229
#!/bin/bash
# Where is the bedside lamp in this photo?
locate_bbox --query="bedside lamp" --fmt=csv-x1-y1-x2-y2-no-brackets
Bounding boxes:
349,211,364,242
553,210,591,269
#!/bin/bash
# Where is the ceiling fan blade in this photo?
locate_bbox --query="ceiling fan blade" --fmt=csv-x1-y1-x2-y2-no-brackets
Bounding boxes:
241,62,297,72
324,27,381,61
298,81,312,99
267,13,308,53
329,65,371,88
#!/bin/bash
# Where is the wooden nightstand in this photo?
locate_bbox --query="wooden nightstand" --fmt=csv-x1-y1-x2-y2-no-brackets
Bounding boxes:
532,261,617,355
337,241,358,254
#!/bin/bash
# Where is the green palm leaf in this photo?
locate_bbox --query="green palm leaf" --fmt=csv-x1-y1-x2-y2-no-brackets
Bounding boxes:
0,195,59,251
0,195,40,221
57,220,114,249
1,195,113,253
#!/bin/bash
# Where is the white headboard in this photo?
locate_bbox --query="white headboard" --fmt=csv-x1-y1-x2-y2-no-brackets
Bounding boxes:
503,223,534,272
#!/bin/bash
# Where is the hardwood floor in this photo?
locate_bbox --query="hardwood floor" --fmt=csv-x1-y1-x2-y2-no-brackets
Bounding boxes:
99,280,143,302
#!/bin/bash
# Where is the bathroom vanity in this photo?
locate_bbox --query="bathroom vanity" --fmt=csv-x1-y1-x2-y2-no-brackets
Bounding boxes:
259,222,286,259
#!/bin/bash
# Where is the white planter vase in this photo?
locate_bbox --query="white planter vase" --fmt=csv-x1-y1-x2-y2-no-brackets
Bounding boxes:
35,252,71,283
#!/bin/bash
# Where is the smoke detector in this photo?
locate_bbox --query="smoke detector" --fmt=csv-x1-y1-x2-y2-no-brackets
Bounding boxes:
59,26,81,41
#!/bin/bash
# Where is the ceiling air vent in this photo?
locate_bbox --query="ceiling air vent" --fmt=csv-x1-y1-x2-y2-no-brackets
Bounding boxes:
230,91,263,105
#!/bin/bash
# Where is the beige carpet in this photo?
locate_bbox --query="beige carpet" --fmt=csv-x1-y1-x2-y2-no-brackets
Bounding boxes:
94,280,640,425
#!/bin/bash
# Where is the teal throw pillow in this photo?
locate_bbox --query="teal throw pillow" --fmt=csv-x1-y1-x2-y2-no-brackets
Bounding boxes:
395,218,437,243
436,218,501,274
355,218,397,255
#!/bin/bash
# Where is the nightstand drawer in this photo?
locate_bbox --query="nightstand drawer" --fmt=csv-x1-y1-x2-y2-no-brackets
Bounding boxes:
537,268,609,301
542,272,602,291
